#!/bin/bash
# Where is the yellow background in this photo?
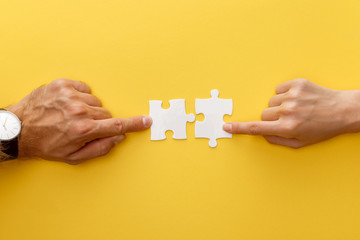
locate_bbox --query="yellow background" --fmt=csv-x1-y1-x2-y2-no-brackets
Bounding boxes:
1,0,360,239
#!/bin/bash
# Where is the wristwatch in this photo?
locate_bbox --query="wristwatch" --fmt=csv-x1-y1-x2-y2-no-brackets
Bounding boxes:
0,108,21,160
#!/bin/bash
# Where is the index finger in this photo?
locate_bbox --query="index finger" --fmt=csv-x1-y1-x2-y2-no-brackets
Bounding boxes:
91,115,152,138
223,120,283,136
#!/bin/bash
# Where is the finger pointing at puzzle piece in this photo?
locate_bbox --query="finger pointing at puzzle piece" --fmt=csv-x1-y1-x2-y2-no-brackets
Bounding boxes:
195,89,233,147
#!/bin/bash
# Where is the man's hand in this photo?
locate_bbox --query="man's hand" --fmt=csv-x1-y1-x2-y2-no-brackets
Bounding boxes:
223,78,360,148
6,79,152,164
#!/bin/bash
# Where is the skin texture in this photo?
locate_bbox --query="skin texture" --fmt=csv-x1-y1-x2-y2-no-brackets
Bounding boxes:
5,79,152,164
223,78,360,148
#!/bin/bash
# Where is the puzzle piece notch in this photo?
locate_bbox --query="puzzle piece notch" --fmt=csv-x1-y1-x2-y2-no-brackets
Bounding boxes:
195,89,233,147
149,99,195,140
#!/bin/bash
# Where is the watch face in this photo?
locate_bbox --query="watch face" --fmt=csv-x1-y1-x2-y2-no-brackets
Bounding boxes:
0,110,21,141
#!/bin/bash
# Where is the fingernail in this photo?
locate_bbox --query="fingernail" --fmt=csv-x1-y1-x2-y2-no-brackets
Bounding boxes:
114,135,126,144
223,123,232,132
142,116,152,128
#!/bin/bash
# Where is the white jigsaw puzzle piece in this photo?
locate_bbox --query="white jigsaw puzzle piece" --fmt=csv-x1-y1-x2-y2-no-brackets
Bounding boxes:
195,89,233,147
149,99,195,140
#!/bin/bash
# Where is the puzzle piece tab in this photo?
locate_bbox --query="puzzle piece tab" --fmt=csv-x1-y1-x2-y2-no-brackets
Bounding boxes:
149,99,195,140
195,89,233,147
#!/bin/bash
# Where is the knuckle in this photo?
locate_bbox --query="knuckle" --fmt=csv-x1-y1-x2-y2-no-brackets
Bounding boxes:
52,79,71,88
68,103,88,116
279,102,298,115
294,78,310,90
60,88,76,99
285,89,300,100
280,123,293,133
70,120,94,136
294,78,309,85
280,121,300,135
114,119,124,133
248,123,261,135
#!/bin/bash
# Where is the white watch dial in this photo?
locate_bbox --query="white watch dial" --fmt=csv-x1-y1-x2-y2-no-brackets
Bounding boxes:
0,110,21,141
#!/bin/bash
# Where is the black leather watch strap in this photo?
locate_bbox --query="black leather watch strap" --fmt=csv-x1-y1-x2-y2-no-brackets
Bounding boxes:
1,137,19,160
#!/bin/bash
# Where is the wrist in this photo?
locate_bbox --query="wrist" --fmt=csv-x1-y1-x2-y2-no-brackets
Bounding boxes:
4,104,27,159
5,104,24,122
340,90,360,134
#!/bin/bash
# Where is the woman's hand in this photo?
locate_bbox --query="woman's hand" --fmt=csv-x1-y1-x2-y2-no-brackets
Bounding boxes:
223,78,360,148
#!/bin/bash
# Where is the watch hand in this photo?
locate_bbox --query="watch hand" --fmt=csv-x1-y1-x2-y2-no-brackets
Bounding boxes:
3,116,8,130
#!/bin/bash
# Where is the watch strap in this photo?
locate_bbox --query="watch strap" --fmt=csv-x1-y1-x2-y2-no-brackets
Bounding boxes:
1,137,19,160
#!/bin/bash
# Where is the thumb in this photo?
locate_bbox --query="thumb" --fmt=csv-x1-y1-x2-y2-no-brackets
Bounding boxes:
65,135,126,164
